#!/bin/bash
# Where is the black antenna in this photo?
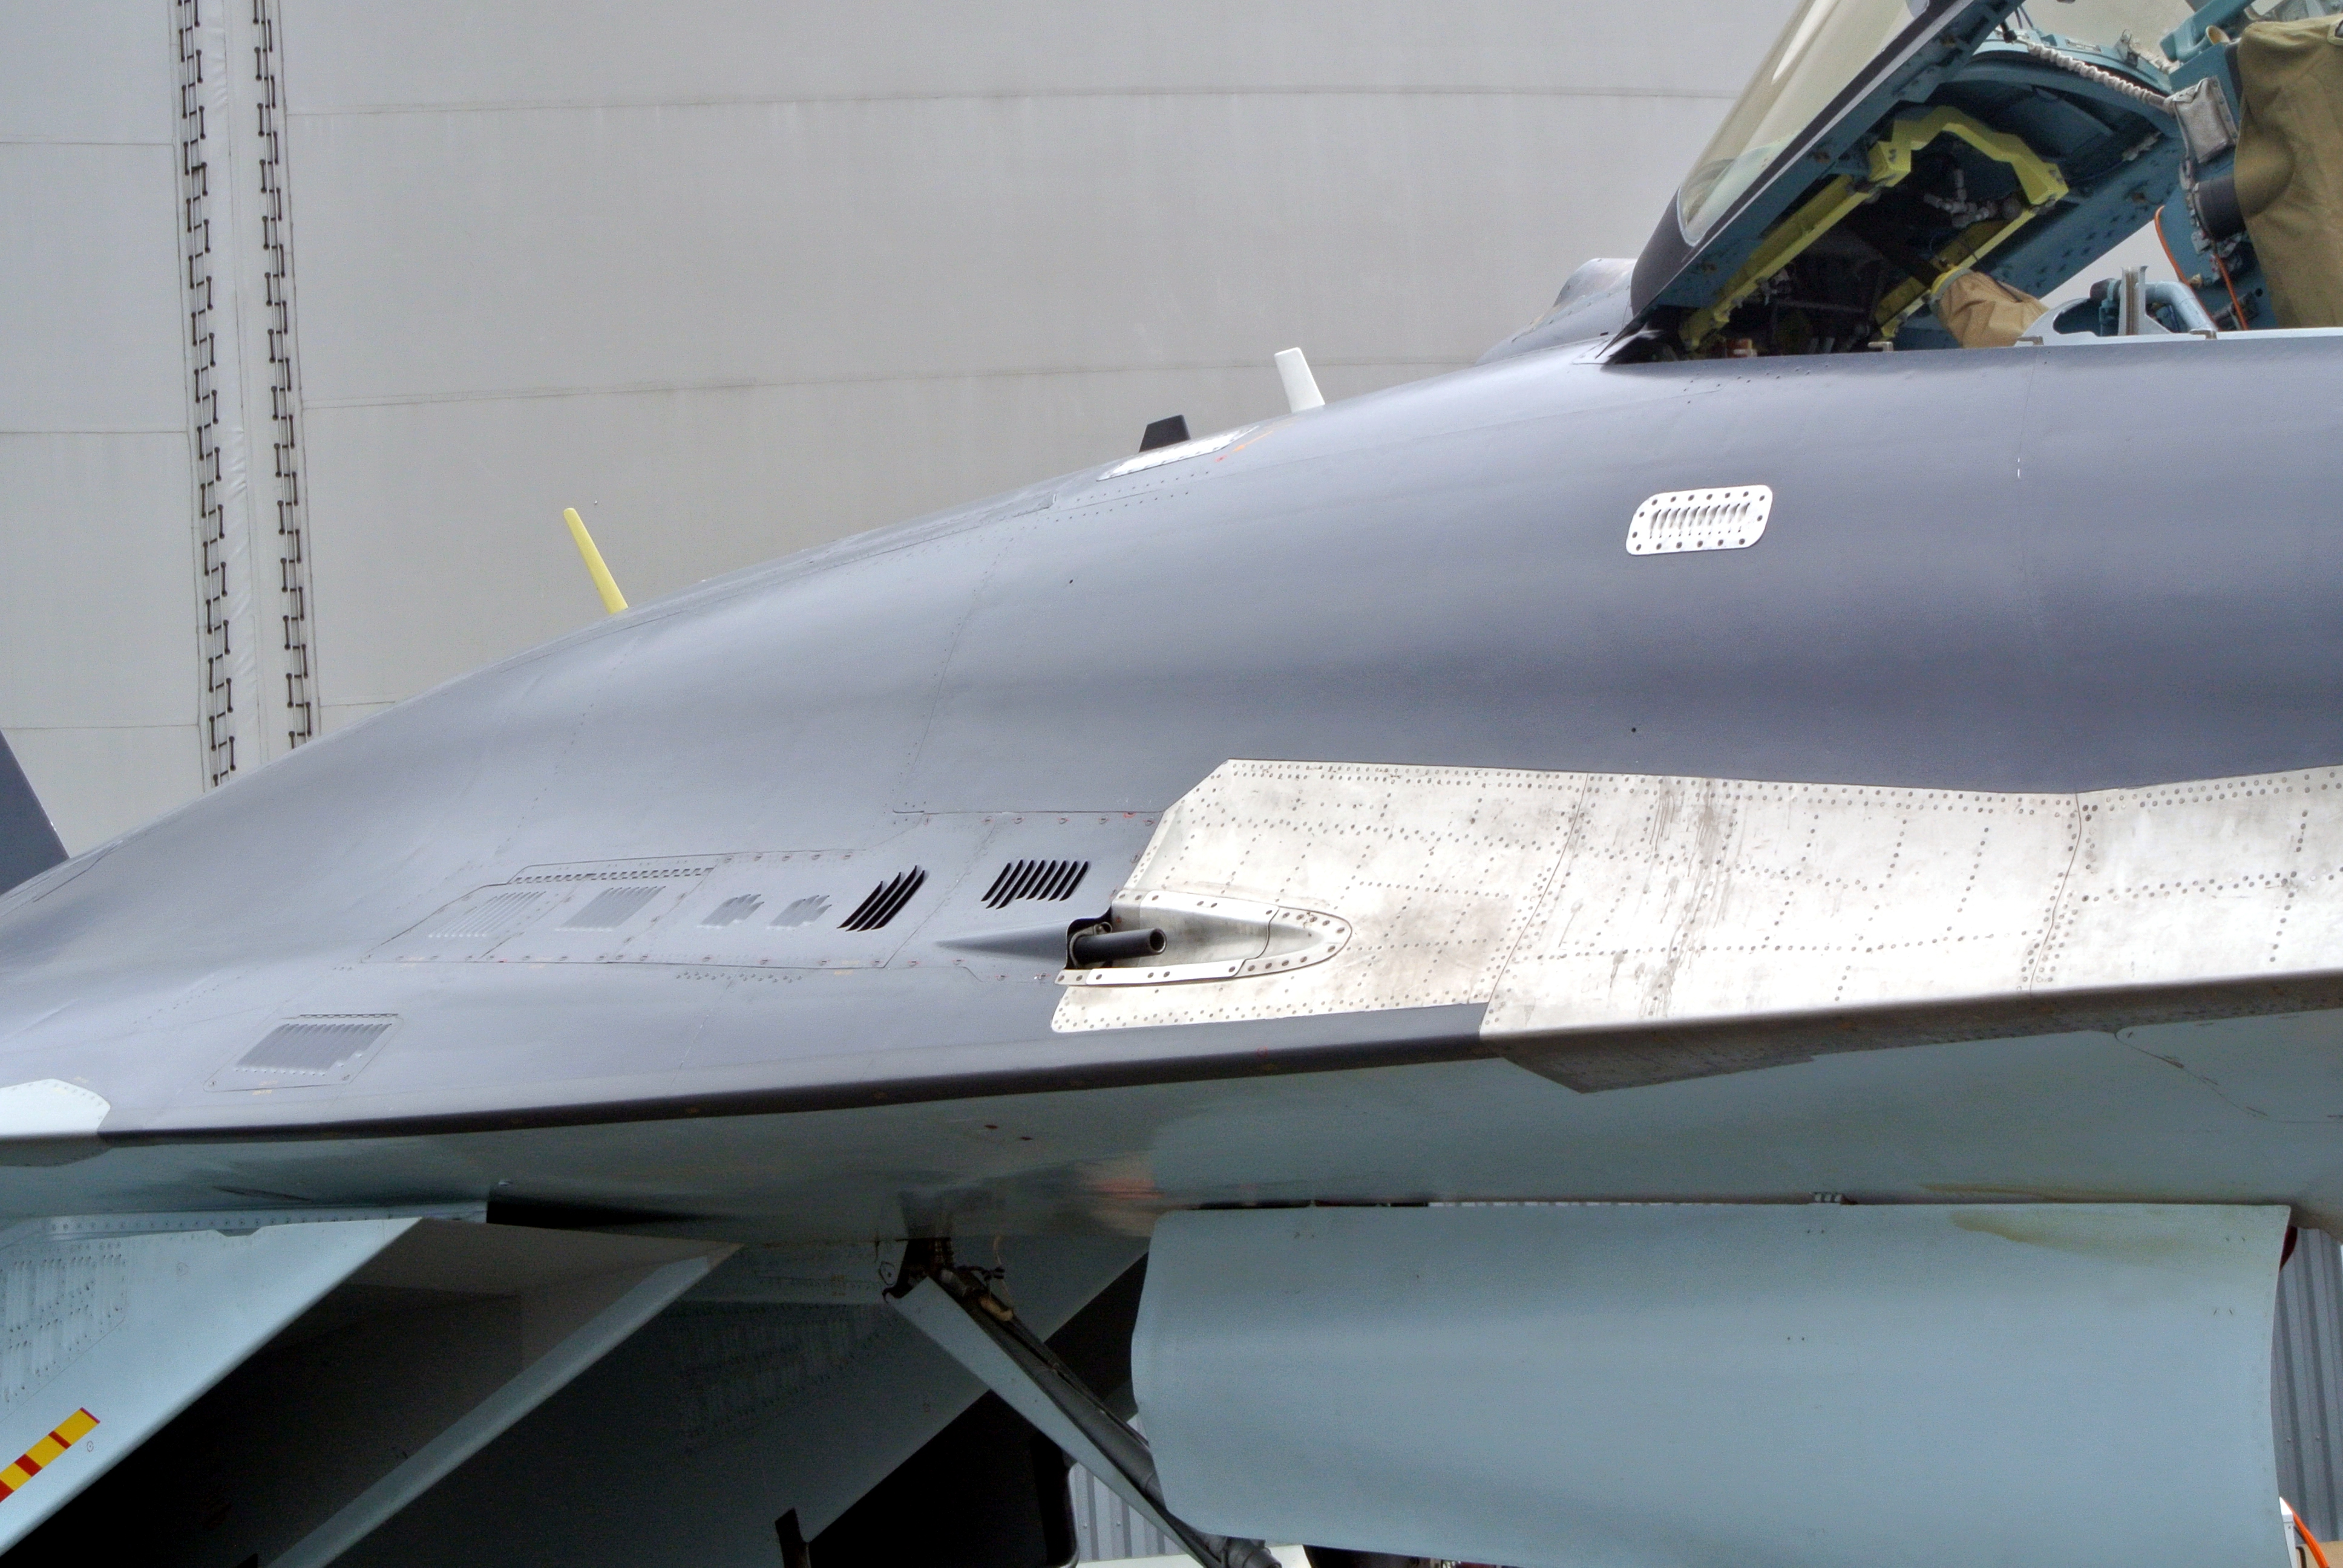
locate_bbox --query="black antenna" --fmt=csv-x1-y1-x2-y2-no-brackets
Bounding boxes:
1138,415,1189,451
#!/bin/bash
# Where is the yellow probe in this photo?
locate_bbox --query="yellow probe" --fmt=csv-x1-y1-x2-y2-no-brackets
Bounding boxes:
563,506,628,615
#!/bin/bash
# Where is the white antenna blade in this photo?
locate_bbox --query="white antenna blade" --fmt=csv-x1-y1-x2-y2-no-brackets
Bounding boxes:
1274,347,1325,413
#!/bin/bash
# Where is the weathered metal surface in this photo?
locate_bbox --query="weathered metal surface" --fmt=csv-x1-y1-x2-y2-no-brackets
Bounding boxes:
1054,762,2343,1085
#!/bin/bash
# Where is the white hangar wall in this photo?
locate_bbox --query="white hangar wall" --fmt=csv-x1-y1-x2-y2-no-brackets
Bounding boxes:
1,2,205,854
13,0,1849,851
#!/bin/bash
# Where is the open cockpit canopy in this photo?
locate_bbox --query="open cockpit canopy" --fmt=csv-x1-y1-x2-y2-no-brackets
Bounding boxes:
1675,0,1927,249
1605,0,2328,358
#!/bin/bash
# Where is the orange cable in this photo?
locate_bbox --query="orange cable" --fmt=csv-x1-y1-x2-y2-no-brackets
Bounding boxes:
2159,201,2249,328
2293,1502,2333,1568
2210,242,2250,328
2154,206,2189,281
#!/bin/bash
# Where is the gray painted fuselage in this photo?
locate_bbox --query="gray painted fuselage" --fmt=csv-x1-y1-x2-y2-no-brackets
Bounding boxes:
2,330,2340,1236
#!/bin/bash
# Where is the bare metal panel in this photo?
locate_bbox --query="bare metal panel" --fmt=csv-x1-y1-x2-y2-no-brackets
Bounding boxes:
1055,759,2343,1044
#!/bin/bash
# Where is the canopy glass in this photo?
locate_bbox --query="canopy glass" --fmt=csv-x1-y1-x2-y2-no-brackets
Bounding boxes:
1674,0,1918,244
1673,0,2197,247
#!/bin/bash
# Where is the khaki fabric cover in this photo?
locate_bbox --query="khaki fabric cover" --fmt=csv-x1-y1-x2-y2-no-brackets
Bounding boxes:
1932,269,2046,347
2237,17,2343,328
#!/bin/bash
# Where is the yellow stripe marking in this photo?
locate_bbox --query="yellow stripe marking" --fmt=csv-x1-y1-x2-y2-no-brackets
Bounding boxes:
0,1410,98,1500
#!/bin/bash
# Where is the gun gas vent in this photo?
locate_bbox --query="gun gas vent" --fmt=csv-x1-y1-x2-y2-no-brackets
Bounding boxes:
840,869,927,932
981,860,1090,910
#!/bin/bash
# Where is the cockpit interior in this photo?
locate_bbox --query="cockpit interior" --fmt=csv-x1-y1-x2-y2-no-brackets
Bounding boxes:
1489,0,2343,363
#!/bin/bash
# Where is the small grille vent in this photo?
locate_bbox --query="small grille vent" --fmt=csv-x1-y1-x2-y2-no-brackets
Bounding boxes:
839,869,926,932
562,885,663,930
427,890,544,940
772,895,830,928
981,860,1090,909
514,863,715,885
701,895,762,927
1625,485,1771,555
236,1017,393,1076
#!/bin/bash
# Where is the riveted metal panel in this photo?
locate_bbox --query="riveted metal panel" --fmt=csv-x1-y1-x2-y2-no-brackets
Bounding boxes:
1054,759,2343,1045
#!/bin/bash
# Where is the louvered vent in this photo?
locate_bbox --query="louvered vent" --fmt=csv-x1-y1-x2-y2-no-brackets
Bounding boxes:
981,860,1090,909
839,869,926,932
562,885,663,930
701,895,762,927
235,1017,394,1076
427,890,543,941
1625,485,1771,555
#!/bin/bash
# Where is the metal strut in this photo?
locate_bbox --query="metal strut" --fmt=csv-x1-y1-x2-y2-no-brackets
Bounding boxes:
888,1251,1279,1568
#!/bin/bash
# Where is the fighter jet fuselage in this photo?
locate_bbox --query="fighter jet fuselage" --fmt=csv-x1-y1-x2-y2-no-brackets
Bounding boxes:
6,4,2343,1564
0,335,2336,1225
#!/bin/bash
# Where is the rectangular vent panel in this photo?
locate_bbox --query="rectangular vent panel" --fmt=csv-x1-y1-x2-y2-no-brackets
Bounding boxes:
426,889,545,941
562,886,663,930
981,860,1090,909
1625,486,1771,555
236,1018,394,1077
514,863,715,884
839,869,926,932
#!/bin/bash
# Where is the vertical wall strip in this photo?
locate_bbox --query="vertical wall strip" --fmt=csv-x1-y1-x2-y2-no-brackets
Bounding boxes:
2275,1229,2343,1540
175,0,237,787
251,0,315,753
173,0,318,786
